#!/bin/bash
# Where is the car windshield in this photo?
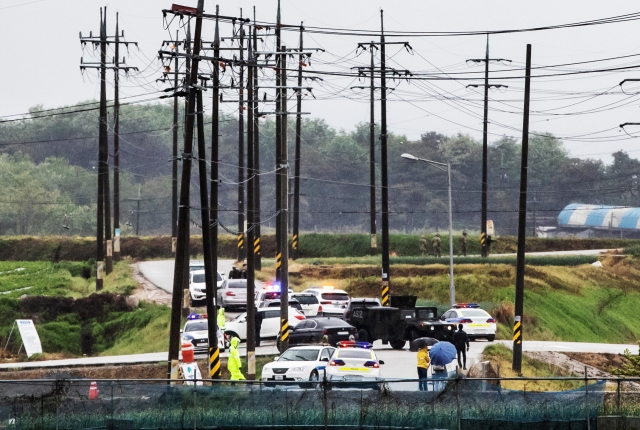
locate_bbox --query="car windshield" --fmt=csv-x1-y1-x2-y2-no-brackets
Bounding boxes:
279,349,320,361
294,295,318,304
228,280,246,288
337,349,372,359
416,309,437,319
192,273,205,283
321,293,349,301
460,310,490,317
185,321,208,332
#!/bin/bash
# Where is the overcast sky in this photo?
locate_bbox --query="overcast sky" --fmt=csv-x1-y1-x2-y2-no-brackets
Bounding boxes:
3,0,640,163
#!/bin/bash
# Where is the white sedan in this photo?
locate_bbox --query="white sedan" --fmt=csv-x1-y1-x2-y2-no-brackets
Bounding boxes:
224,307,306,341
261,345,336,382
442,303,496,341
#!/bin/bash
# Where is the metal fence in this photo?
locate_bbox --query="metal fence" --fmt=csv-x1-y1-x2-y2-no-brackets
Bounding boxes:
2,373,640,430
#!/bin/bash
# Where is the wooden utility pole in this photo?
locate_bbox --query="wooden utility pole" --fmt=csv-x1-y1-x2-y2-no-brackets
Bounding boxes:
369,43,377,255
237,15,246,262
113,13,121,262
172,30,180,255
292,23,303,259
466,36,510,257
379,10,390,306
252,7,262,270
513,44,532,374
246,23,256,379
279,43,290,352
167,0,206,380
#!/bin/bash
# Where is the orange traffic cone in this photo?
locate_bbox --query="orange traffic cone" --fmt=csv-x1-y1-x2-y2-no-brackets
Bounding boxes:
88,381,99,400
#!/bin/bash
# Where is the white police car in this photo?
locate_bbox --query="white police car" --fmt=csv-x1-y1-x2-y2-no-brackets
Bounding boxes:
261,345,336,383
181,313,229,353
442,303,496,341
325,341,384,379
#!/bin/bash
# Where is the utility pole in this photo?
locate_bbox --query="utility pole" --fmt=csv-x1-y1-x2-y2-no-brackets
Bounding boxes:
292,23,303,259
274,1,282,285
166,0,206,381
353,28,411,306
379,10,390,306
252,7,262,270
466,36,510,257
369,43,377,255
79,8,108,290
513,44,532,374
237,14,246,263
208,8,222,379
172,30,180,255
111,13,138,262
279,43,290,352
80,9,137,277
246,23,256,380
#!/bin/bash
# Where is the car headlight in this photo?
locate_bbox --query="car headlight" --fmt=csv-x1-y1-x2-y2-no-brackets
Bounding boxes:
291,367,307,372
262,367,273,374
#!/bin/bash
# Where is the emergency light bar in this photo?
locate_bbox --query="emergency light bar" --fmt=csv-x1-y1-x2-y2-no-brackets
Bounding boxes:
337,341,372,349
453,303,480,309
187,313,208,320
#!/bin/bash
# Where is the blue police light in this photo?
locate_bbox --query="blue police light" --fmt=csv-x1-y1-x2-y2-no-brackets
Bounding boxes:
337,341,373,349
187,313,207,320
453,303,480,309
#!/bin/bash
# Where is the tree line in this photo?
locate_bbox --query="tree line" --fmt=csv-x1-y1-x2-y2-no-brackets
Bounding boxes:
0,101,638,236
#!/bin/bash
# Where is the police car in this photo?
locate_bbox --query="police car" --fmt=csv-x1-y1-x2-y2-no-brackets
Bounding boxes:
441,303,496,341
261,345,336,383
181,314,229,353
325,341,384,380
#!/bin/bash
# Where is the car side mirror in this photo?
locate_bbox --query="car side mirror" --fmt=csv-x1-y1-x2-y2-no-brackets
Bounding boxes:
320,357,329,362
379,360,385,365
180,329,183,334
440,316,445,321
274,356,280,361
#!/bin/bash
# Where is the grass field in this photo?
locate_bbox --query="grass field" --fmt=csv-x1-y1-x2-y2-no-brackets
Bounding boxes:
276,256,640,344
481,344,584,391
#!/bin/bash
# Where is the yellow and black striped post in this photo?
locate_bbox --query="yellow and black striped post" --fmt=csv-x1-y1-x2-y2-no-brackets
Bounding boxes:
275,252,282,270
513,318,521,344
237,233,244,250
209,345,221,378
254,237,261,255
280,317,289,352
291,234,298,251
381,280,389,306
480,232,486,247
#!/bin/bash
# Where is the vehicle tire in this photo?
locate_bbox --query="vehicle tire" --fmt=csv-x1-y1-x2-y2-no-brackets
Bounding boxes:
309,370,319,382
487,335,495,342
389,339,406,350
357,329,370,343
225,331,240,341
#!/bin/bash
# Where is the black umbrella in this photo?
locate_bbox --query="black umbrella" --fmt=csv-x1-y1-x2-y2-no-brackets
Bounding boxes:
409,337,439,352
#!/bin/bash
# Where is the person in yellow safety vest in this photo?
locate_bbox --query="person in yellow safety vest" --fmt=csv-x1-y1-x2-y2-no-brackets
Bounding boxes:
228,337,246,380
417,346,430,391
217,308,226,330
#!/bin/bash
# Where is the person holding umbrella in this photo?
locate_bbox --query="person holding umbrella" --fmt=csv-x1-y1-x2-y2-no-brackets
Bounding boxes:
411,337,439,392
428,341,457,391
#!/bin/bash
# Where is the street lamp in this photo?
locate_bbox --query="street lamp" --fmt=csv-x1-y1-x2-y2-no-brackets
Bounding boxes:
401,153,455,306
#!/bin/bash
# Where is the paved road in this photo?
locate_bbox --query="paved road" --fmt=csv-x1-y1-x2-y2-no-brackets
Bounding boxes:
137,259,236,294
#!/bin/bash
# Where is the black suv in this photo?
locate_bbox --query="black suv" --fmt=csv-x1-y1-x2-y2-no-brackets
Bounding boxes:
344,295,456,350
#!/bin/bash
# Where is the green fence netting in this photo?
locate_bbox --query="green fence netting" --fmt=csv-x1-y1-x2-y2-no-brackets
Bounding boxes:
0,375,621,430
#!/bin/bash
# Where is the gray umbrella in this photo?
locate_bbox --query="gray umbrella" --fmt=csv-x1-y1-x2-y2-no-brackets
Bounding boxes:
409,337,439,352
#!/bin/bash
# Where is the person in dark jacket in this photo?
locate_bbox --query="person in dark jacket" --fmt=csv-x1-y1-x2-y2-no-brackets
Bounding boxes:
452,324,470,369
